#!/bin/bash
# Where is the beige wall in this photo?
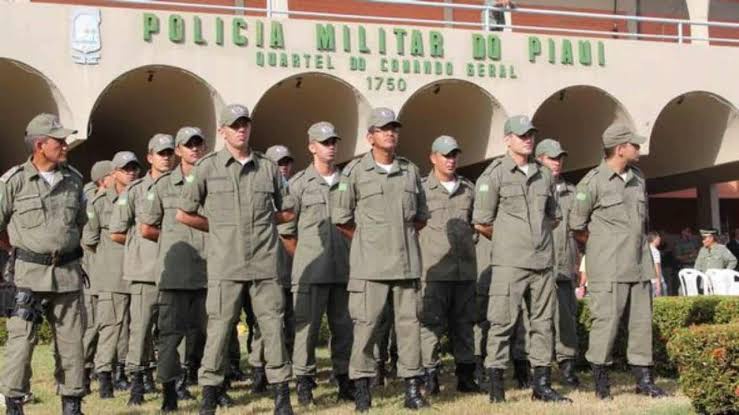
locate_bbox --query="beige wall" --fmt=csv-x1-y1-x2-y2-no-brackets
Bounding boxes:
0,2,737,179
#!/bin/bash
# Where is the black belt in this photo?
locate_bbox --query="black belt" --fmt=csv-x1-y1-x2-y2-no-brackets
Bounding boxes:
15,247,83,266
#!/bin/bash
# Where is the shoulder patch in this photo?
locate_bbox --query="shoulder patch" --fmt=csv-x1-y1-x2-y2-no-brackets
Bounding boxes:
194,151,217,166
0,165,22,183
575,192,588,201
288,169,306,186
342,158,361,176
580,168,599,185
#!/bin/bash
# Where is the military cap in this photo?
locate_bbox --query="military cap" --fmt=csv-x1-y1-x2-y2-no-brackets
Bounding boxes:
266,145,293,163
220,104,251,126
26,113,77,139
111,151,141,169
535,138,568,158
504,115,537,136
308,121,341,143
699,229,719,237
431,135,461,156
602,123,646,148
90,160,113,182
368,107,402,129
148,134,175,153
176,126,204,146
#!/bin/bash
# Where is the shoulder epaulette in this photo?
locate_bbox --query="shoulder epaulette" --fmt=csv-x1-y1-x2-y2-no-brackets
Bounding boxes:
580,168,599,185
459,176,474,187
153,171,172,185
342,158,362,176
195,151,217,166
289,169,306,185
481,157,503,176
64,164,84,180
631,165,644,178
0,165,22,183
91,191,107,204
126,177,145,191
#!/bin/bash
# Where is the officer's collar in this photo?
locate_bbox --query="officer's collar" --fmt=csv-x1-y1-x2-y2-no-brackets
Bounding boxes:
217,147,257,168
304,163,340,185
502,153,538,177
170,165,185,185
598,160,634,183
105,185,120,202
426,171,459,191
361,151,404,174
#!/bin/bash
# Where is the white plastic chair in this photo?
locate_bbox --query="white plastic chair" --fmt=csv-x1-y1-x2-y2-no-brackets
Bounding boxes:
722,269,739,296
705,269,732,295
678,268,713,296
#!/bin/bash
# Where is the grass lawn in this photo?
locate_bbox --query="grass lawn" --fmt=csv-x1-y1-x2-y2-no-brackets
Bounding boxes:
0,342,694,414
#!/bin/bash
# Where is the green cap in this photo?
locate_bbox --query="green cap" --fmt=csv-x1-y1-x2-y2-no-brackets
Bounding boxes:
111,151,141,169
220,104,251,126
368,107,402,129
535,138,568,158
25,113,77,139
90,160,113,182
176,126,204,146
699,228,719,237
266,145,293,163
431,135,461,155
148,134,175,153
308,121,341,143
504,115,537,136
602,123,646,148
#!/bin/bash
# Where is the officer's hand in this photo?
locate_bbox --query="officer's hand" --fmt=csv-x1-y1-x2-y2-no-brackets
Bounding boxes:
413,220,427,232
275,209,296,224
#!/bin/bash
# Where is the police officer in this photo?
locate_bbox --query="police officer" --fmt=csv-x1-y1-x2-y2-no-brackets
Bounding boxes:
0,113,86,414
535,139,580,387
277,123,353,405
473,115,569,403
570,123,667,400
332,107,429,412
110,134,176,405
81,160,114,394
694,229,737,272
177,104,294,415
84,151,140,399
139,127,209,411
418,136,480,395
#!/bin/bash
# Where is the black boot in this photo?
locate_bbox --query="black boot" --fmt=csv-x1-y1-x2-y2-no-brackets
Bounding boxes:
143,369,157,394
114,363,130,391
404,377,429,409
632,366,668,398
176,373,194,400
273,382,294,415
98,371,114,399
61,396,83,415
531,366,571,402
354,378,372,412
228,361,247,382
83,368,92,395
456,363,482,393
371,362,386,388
591,364,612,400
336,374,355,402
217,384,235,408
474,356,486,386
488,368,505,403
127,372,145,406
199,385,218,415
251,366,268,394
296,375,314,406
185,364,199,386
160,381,178,412
512,359,531,389
559,359,580,387
5,396,25,415
425,367,440,396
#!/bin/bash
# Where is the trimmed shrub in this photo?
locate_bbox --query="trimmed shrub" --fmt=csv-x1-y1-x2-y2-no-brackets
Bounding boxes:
668,323,739,415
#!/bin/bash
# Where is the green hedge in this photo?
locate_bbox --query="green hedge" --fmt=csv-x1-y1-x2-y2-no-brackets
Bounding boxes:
667,323,739,415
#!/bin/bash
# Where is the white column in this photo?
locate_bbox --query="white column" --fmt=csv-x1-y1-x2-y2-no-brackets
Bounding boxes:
697,183,721,230
270,0,289,19
686,0,710,45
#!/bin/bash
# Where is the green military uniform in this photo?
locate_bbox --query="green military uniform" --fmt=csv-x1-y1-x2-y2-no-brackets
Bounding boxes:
473,234,492,359
141,160,208,386
0,114,86,407
570,127,656,369
282,125,352,385
694,242,737,272
418,140,477,379
180,146,291,386
332,150,427,381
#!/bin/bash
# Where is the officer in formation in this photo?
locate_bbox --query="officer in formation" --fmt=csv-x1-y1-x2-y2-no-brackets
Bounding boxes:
1,111,676,415
693,228,737,272
570,123,667,400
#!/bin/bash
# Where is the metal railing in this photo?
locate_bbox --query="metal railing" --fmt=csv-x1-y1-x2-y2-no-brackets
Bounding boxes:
101,0,739,45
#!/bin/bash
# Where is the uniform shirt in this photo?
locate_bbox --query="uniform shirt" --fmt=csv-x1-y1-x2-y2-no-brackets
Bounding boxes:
332,152,428,281
82,181,100,293
0,160,85,293
82,186,130,293
179,148,286,281
139,166,207,290
674,237,701,266
419,173,476,281
109,174,158,283
570,161,656,283
553,179,578,281
694,244,737,272
280,164,350,285
472,154,559,271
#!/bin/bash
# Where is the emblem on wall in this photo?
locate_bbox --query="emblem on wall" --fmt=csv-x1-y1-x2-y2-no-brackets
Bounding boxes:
70,8,102,65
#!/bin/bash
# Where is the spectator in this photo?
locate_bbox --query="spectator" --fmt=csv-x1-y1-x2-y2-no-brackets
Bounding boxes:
647,231,664,297
673,227,701,271
726,228,739,269
486,0,515,31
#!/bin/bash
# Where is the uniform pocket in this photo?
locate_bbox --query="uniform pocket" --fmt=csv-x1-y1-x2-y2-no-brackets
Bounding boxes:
291,284,312,325
347,279,367,323
587,281,614,319
300,193,326,229
15,195,44,229
402,179,418,222
487,282,510,325
499,185,526,218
